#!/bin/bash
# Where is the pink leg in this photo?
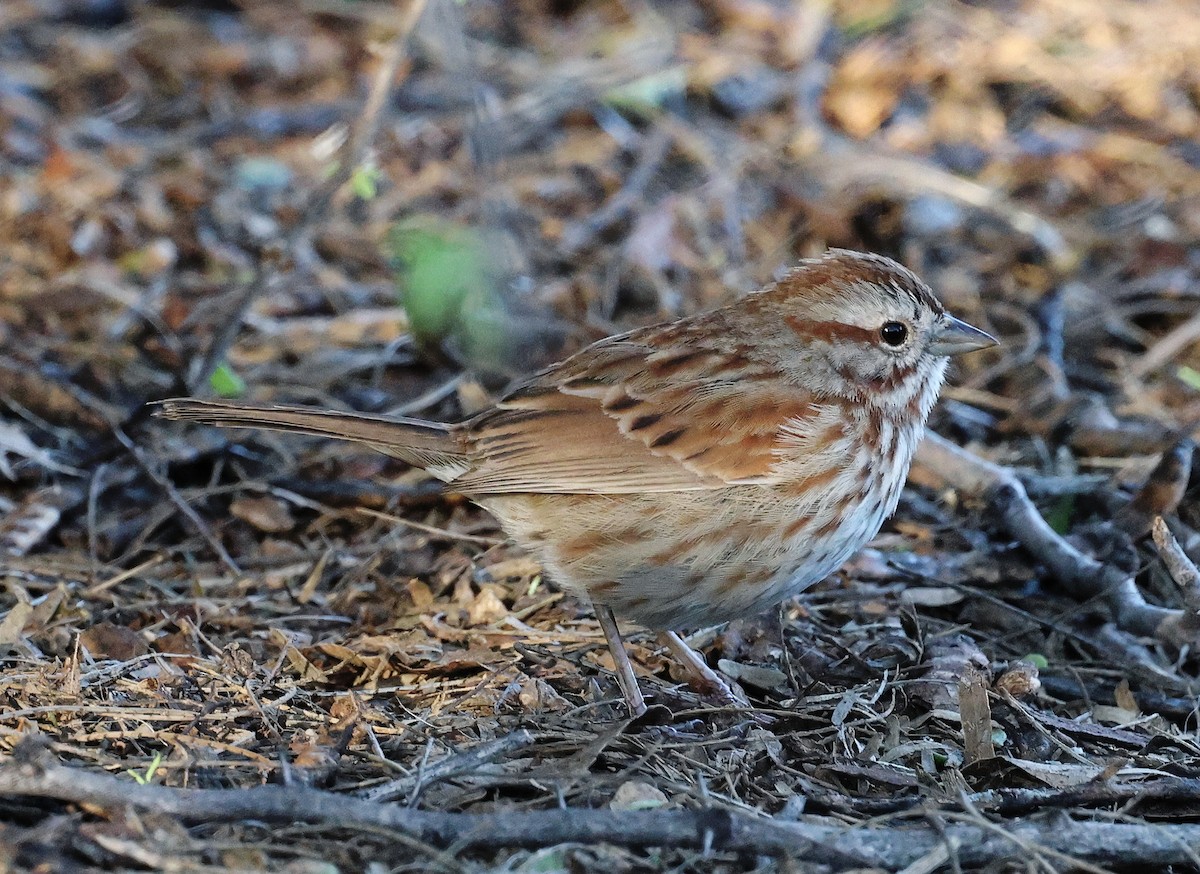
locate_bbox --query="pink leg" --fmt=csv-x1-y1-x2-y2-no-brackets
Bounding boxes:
595,603,647,717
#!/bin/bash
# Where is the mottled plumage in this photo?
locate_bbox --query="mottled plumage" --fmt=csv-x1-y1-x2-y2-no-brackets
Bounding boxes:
157,249,996,714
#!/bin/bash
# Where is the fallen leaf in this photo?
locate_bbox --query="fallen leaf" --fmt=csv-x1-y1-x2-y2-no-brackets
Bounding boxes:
717,658,788,690
230,495,295,533
468,585,509,625
901,586,965,607
610,780,668,811
79,621,149,661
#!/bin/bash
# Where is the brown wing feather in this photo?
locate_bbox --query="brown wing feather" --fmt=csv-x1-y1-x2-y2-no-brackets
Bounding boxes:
454,324,818,495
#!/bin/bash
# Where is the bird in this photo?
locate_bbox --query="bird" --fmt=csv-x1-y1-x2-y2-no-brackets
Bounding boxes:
156,249,997,716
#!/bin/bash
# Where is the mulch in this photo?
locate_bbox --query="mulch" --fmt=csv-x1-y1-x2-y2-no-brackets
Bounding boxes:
2,0,1199,870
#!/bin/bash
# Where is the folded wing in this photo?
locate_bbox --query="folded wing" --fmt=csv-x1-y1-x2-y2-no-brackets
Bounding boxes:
455,324,818,495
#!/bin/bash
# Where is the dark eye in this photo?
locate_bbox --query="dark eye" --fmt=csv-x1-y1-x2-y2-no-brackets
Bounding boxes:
880,321,908,346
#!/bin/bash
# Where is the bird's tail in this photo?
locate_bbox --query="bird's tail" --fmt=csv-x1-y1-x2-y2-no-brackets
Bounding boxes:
153,399,470,481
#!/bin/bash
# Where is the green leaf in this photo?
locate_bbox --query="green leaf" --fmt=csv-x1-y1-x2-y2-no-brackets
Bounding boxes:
209,363,246,399
126,752,164,785
1044,494,1074,535
1177,365,1200,391
386,218,488,345
350,162,382,200
1021,653,1049,669
603,67,685,117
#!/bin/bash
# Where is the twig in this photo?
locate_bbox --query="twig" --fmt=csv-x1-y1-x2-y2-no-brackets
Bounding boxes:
1115,440,1194,536
8,739,1200,868
355,507,504,546
914,433,1190,647
43,377,241,574
560,128,673,255
1153,516,1200,609
973,774,1200,818
109,425,241,575
1130,308,1200,378
363,729,535,803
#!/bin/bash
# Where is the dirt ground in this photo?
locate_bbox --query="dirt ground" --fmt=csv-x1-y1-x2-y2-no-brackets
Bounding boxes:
2,0,1200,871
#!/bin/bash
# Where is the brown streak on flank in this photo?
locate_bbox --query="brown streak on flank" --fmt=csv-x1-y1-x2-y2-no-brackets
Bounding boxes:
743,565,777,588
558,530,613,563
809,497,855,540
591,580,619,595
714,573,743,596
809,516,841,541
714,563,774,596
780,464,841,499
647,533,715,567
782,515,813,540
785,315,877,345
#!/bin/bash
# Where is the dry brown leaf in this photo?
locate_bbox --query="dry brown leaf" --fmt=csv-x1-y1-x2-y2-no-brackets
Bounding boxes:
405,578,435,611
230,495,296,533
610,780,669,811
824,40,903,138
468,585,509,626
79,622,149,662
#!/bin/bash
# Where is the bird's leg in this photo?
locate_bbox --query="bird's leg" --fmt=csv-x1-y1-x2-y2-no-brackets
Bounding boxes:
594,603,647,717
657,630,751,709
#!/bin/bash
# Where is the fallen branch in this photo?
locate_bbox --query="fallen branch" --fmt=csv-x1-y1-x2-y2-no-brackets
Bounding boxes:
914,433,1193,648
6,739,1200,868
1153,516,1200,614
362,729,536,803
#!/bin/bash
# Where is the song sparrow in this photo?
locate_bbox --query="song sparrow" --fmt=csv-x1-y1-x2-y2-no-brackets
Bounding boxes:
158,249,996,715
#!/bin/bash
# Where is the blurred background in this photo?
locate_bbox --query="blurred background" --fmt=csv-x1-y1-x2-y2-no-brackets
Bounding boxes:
5,0,1198,419
2,1,1200,869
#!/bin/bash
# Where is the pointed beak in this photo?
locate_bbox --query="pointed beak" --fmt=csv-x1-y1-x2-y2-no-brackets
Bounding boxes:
929,315,998,357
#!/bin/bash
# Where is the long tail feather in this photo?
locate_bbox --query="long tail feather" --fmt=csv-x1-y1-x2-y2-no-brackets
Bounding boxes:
153,399,470,481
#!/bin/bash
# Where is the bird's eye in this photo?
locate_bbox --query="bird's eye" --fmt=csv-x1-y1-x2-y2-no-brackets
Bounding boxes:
880,321,908,347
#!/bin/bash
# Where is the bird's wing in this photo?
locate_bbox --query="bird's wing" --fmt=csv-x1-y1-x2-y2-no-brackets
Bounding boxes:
452,325,825,495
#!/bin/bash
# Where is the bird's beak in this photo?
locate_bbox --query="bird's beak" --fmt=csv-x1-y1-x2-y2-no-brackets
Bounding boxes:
929,315,998,357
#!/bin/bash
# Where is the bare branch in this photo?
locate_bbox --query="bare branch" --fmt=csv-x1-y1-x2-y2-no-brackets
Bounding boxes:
914,433,1187,646
7,739,1200,868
